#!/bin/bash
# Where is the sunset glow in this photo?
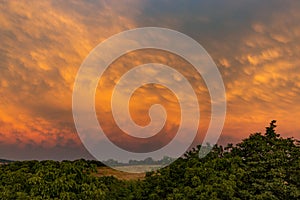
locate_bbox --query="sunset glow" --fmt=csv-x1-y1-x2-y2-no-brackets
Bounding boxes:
0,0,299,160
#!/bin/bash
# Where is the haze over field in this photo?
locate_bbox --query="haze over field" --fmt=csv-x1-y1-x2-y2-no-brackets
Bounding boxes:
0,0,300,160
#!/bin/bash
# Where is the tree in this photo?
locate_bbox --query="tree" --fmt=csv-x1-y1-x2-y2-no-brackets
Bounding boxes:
0,121,299,199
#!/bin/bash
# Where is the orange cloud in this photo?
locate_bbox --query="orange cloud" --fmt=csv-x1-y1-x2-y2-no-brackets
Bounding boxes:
0,0,137,150
1,0,300,160
95,49,211,152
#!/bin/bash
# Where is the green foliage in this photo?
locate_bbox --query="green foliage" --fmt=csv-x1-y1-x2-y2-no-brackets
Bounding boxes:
0,121,299,199
139,120,300,199
0,159,131,199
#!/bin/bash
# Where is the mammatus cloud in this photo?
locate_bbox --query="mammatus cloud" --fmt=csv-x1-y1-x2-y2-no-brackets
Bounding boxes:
220,6,300,139
94,49,211,153
0,0,299,160
0,0,137,159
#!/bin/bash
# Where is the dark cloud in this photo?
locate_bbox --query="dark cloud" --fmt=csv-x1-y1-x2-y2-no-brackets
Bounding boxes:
134,0,300,139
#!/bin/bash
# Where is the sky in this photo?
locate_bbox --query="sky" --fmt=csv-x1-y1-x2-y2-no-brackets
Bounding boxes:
0,0,300,160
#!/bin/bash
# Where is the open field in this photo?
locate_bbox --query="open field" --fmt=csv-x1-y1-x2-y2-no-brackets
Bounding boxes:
95,166,145,180
95,165,162,180
114,165,162,173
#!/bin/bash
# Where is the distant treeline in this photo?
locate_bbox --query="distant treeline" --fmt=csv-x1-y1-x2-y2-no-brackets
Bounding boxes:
102,156,176,166
0,159,13,164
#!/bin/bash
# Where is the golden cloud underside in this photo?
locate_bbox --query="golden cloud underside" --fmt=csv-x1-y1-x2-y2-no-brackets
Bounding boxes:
0,0,299,152
95,49,211,151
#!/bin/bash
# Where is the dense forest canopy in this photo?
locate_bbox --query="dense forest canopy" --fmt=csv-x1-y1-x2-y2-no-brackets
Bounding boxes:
0,121,299,199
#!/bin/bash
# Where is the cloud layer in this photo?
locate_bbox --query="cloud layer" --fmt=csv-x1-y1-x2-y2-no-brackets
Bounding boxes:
0,0,299,160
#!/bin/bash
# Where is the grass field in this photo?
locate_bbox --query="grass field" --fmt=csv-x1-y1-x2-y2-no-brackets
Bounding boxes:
95,165,162,180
